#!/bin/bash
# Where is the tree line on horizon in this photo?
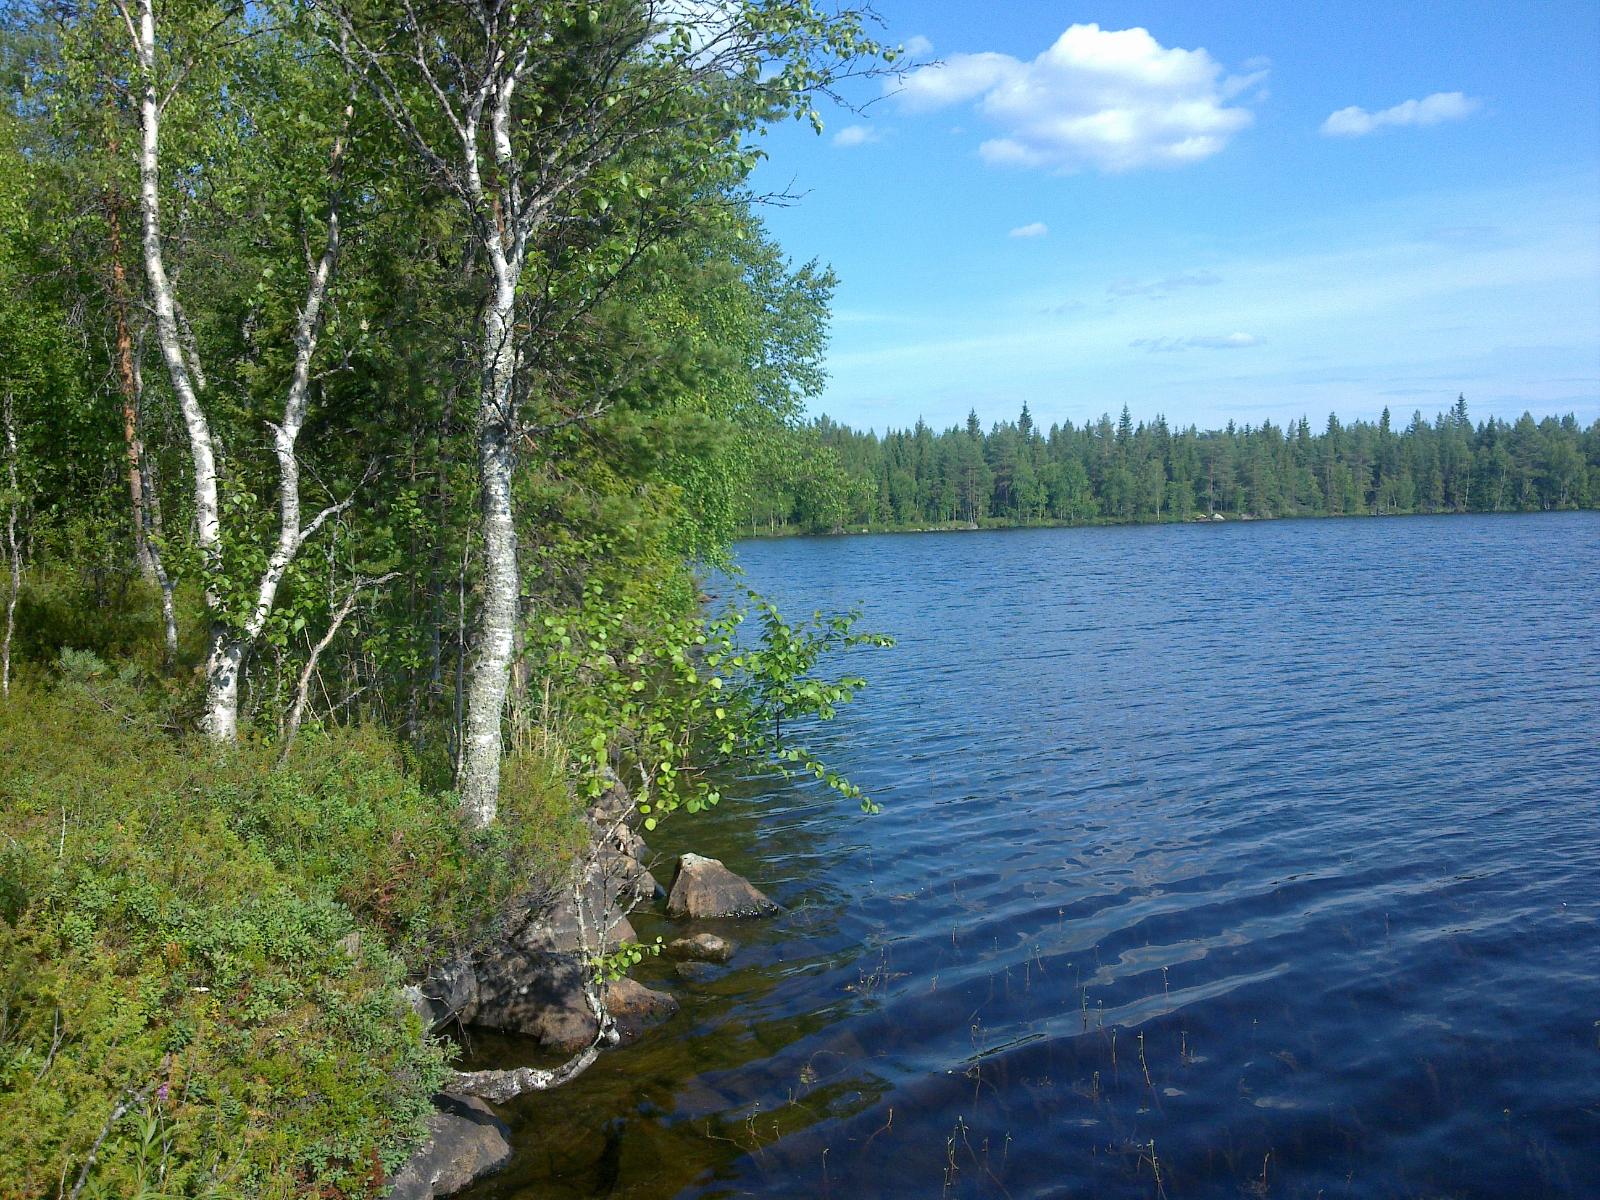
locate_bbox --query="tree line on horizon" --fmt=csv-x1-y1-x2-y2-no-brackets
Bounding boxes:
748,397,1600,532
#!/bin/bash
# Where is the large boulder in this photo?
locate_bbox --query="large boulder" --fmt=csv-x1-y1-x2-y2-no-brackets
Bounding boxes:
666,854,779,919
471,946,677,1051
471,947,597,1052
386,1093,512,1199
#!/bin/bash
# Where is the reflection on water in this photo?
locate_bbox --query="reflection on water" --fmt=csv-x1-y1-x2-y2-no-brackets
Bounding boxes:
461,513,1600,1199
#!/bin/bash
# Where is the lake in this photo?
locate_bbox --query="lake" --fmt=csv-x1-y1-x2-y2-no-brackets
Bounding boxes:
463,512,1600,1199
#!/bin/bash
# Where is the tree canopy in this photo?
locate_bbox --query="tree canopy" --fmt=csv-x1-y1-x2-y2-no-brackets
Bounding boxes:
749,400,1600,533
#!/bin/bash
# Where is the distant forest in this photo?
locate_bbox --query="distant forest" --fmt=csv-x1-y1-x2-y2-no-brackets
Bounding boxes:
747,397,1600,533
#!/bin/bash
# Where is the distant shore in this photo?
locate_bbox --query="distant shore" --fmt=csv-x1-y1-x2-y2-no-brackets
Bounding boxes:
737,505,1596,541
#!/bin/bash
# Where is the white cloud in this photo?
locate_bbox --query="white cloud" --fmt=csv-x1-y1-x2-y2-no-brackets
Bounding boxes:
1133,332,1261,352
1108,270,1221,298
1190,332,1261,349
902,34,933,58
892,23,1263,172
1009,221,1049,239
832,125,880,148
1321,91,1480,137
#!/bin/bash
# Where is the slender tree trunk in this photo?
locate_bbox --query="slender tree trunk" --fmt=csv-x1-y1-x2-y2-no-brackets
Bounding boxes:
128,0,227,730
2,393,20,698
125,0,349,736
458,281,520,826
280,572,397,762
139,457,178,661
131,352,179,661
106,188,153,581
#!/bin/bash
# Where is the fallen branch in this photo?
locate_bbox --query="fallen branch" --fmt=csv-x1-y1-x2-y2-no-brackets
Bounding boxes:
67,1081,155,1200
446,978,618,1102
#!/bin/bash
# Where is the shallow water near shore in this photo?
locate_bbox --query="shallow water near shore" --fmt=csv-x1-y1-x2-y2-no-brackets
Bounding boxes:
460,511,1600,1200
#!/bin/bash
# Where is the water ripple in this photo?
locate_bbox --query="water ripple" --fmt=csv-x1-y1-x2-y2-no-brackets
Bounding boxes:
470,514,1600,1200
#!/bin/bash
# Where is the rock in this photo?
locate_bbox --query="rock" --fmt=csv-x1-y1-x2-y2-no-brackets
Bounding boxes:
470,947,676,1051
666,932,735,963
674,961,718,982
337,930,362,958
386,1093,512,1199
589,773,633,822
666,853,778,920
471,947,597,1052
405,952,479,1033
605,977,678,1042
516,897,637,957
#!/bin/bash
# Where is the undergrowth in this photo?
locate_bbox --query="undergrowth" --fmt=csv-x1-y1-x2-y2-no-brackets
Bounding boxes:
0,667,582,1199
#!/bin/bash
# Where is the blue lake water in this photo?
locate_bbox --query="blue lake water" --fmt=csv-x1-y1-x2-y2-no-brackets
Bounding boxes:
467,512,1600,1199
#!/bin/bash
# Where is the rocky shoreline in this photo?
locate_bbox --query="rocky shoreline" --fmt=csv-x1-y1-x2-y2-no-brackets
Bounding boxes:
391,775,777,1197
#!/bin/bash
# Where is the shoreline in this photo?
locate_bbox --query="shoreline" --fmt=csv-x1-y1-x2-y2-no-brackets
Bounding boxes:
737,504,1597,542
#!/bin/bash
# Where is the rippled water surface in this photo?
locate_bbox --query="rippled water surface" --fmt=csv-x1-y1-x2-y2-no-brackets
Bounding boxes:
466,513,1600,1200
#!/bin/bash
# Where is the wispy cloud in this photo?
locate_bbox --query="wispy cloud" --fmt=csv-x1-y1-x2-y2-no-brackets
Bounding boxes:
832,124,880,148
1133,332,1261,352
892,23,1265,172
1108,270,1222,298
1322,92,1480,137
1009,221,1049,239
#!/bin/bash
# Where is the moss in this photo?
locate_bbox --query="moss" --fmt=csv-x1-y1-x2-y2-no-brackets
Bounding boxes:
0,679,581,1199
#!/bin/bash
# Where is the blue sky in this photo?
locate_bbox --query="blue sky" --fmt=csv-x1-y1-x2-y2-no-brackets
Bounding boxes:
747,1,1600,434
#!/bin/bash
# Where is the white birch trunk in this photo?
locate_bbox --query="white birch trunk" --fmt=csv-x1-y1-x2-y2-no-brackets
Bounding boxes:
125,0,347,737
457,279,520,826
2,392,20,699
455,61,530,827
128,0,231,734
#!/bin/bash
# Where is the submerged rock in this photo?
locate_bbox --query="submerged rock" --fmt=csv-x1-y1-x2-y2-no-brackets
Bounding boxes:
666,932,735,963
666,854,779,919
605,977,679,1041
386,1093,512,1199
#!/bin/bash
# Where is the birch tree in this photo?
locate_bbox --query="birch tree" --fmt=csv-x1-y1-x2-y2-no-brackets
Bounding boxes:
113,0,359,738
326,0,885,825
1,393,21,698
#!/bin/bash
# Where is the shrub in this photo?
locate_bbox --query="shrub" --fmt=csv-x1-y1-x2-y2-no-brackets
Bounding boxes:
0,679,579,1198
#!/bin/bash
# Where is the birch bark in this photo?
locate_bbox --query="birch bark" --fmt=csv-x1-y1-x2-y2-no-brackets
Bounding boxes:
123,0,349,738
456,291,521,824
126,0,231,730
455,55,531,826
2,392,20,699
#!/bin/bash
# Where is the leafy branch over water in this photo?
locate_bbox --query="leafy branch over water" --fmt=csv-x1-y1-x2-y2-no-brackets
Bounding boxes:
531,581,894,828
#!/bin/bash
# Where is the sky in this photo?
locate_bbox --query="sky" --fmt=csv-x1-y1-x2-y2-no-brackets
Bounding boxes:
745,0,1600,434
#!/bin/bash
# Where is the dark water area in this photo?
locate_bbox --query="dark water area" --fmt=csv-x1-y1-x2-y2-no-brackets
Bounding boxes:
463,512,1600,1200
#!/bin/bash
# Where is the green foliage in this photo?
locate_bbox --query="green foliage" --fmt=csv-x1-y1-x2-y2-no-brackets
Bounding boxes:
0,678,578,1199
0,4,897,1194
525,561,892,829
592,936,664,984
754,401,1600,531
11,571,199,675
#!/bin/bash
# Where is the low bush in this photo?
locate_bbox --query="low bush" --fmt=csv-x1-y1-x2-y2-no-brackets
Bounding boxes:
0,674,581,1199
